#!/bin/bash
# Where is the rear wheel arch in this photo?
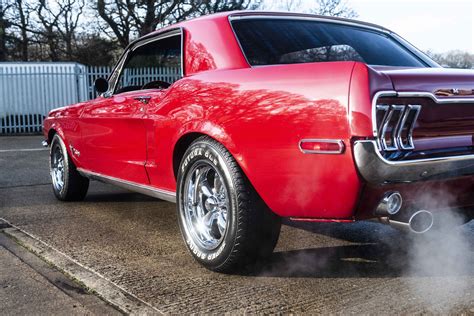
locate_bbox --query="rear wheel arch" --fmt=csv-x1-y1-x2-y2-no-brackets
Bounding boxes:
172,131,269,208
173,132,207,179
173,132,278,210
173,131,240,178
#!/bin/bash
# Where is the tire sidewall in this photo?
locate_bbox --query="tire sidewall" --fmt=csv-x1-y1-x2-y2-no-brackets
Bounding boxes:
177,140,239,268
50,135,70,200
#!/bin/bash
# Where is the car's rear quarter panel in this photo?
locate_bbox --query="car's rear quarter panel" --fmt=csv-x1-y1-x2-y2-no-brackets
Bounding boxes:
146,61,363,219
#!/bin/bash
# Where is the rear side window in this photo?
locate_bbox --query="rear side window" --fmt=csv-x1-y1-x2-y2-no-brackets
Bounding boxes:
231,19,426,67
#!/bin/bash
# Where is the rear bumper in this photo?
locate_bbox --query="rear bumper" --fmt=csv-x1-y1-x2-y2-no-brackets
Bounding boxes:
353,140,474,184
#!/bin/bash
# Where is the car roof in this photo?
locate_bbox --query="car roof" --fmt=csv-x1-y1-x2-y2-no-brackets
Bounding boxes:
142,10,390,40
125,10,396,75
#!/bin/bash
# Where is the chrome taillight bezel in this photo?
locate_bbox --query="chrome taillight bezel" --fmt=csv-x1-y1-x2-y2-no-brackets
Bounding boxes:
373,94,421,152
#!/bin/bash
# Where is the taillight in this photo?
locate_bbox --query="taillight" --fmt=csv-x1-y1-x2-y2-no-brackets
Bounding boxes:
375,104,421,151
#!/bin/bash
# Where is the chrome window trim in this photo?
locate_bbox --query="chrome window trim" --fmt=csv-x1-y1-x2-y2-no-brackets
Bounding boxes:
228,14,434,68
391,33,440,68
298,139,345,154
103,28,184,98
77,168,176,203
228,16,251,67
180,27,185,79
229,14,389,33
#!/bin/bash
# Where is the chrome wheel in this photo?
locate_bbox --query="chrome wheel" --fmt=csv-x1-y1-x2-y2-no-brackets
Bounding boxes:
51,145,65,192
183,162,229,250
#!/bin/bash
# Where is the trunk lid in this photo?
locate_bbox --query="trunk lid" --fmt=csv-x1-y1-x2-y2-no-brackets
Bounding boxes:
370,66,474,95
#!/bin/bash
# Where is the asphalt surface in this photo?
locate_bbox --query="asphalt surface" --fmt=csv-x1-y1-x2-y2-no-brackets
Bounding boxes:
0,232,119,315
0,136,473,314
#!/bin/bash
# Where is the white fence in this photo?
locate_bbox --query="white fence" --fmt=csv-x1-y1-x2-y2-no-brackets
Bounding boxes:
0,62,180,135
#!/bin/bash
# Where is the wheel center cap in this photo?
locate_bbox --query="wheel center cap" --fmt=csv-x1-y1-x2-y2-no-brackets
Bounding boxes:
204,196,218,211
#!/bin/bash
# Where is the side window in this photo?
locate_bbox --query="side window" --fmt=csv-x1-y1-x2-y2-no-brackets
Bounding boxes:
115,34,181,94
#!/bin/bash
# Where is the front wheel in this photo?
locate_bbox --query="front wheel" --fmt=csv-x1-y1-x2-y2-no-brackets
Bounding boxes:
50,134,89,201
177,136,281,273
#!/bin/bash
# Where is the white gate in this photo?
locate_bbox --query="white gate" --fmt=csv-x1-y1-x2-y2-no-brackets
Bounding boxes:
0,63,180,135
0,62,88,134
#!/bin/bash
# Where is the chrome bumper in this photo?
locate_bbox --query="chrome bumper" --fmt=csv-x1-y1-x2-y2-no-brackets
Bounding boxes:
353,140,474,184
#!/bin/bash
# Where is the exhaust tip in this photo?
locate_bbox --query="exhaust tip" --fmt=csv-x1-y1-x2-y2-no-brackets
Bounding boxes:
408,210,434,234
376,191,403,216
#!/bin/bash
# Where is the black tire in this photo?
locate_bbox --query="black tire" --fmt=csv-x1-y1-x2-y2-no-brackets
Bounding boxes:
177,136,281,273
49,134,89,201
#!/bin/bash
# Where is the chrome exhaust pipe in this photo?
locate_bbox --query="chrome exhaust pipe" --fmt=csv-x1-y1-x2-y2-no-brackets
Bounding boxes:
388,210,434,234
375,191,403,216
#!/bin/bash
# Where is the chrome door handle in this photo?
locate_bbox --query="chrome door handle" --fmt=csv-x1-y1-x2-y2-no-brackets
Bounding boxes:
134,96,152,104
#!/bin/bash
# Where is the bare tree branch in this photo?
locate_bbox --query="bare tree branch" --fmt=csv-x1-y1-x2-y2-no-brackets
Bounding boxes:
312,0,358,18
258,0,358,18
95,0,258,48
427,50,474,69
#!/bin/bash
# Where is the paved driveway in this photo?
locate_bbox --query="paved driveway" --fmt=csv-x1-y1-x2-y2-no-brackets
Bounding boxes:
0,136,473,314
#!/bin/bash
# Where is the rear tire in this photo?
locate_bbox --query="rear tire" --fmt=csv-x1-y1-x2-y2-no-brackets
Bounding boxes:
177,136,281,273
50,134,89,201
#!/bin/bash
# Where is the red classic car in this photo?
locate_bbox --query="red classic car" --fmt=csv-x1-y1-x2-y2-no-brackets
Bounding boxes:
43,11,474,272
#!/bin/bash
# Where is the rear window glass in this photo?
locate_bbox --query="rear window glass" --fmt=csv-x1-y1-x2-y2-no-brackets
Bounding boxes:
231,19,426,67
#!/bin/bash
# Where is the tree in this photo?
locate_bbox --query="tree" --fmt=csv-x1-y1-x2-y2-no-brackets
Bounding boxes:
0,0,11,61
74,34,119,66
4,0,34,61
56,0,85,59
259,0,358,18
96,0,134,49
96,0,260,48
427,50,474,69
37,0,85,60
312,0,357,18
258,0,303,12
15,0,30,60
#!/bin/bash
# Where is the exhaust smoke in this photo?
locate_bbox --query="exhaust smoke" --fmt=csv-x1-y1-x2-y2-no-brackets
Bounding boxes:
253,189,472,313
403,190,473,313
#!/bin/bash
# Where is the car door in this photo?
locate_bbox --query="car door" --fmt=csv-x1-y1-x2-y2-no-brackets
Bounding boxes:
79,92,149,183
79,31,182,184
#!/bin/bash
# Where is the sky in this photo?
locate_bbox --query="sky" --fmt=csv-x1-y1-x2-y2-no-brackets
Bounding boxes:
347,0,474,54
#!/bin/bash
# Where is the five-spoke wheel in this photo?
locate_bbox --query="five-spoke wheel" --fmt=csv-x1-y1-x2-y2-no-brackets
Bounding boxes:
177,136,281,272
183,163,229,250
51,144,65,192
49,134,89,201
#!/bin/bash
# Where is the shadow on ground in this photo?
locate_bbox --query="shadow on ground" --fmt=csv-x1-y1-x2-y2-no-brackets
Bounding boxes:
245,219,473,279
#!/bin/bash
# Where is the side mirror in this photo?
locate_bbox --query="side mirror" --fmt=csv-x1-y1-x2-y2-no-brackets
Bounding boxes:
94,78,109,94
